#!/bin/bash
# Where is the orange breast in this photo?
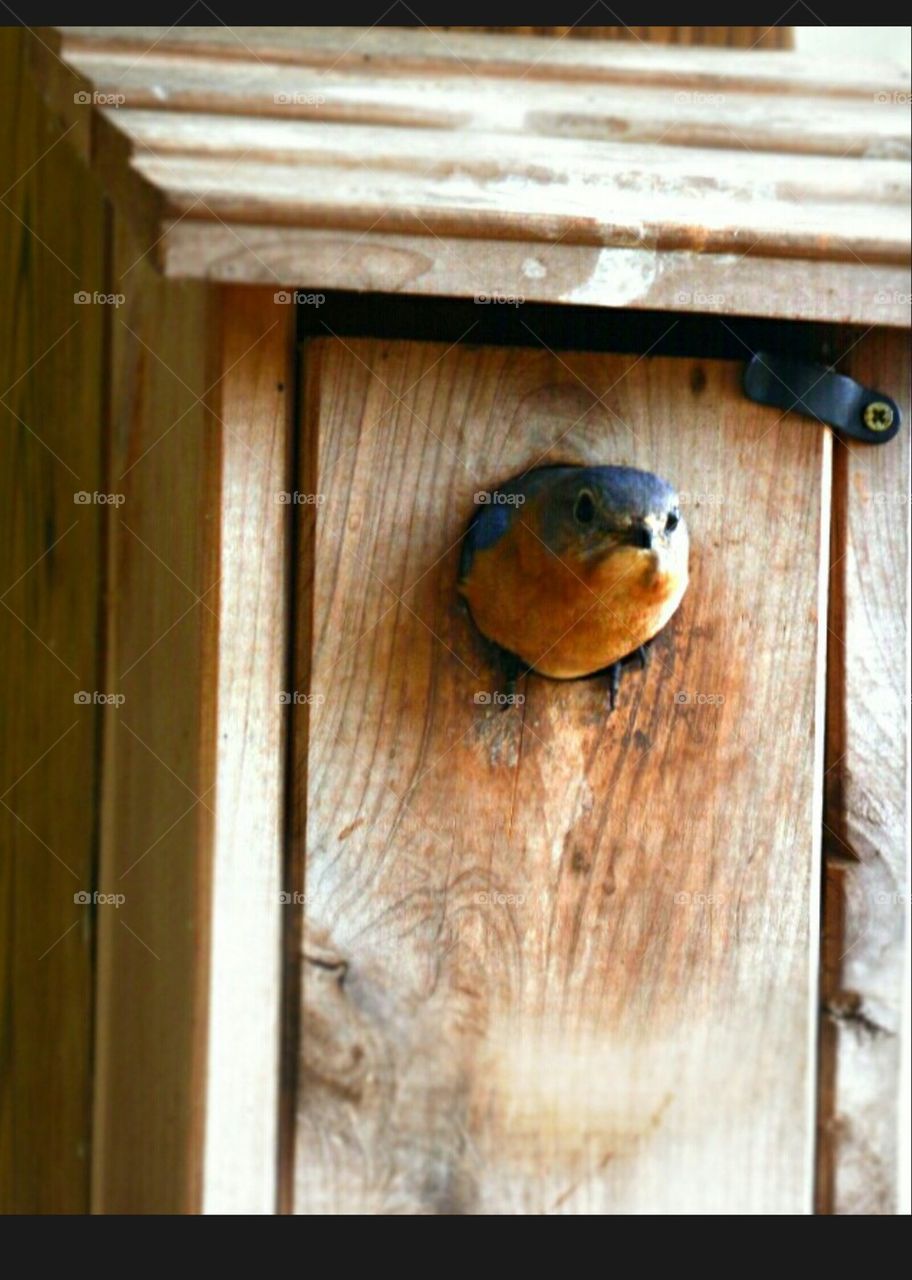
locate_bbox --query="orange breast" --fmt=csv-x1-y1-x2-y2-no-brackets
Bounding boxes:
460,518,688,678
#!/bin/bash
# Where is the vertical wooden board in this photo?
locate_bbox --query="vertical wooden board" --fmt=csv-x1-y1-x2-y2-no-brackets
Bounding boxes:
290,338,830,1215
93,216,217,1213
202,288,292,1215
0,29,106,1213
819,331,910,1215
94,228,294,1212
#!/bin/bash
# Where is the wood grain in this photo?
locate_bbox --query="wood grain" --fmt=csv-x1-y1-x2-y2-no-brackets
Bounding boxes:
432,27,794,49
49,27,890,94
161,225,912,329
51,58,909,159
93,226,294,1213
28,27,911,324
202,288,293,1215
0,27,107,1214
818,330,910,1215
92,215,216,1214
289,337,831,1214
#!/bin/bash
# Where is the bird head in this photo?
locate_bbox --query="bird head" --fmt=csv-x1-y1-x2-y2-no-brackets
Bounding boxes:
536,465,686,567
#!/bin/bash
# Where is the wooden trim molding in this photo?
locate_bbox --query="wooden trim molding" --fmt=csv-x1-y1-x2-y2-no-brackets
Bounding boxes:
29,26,912,326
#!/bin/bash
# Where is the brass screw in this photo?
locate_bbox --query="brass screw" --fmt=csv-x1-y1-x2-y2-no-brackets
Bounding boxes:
863,400,894,431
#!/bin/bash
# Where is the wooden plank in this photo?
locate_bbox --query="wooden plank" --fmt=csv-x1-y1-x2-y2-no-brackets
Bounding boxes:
818,330,910,1215
45,55,911,159
202,288,292,1215
93,216,217,1214
0,27,107,1214
289,338,830,1215
93,225,293,1213
50,27,903,96
27,29,911,324
160,223,912,329
434,26,794,49
107,110,907,208
124,156,905,265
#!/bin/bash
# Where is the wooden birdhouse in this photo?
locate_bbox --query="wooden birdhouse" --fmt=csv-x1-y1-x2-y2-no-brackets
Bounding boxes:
3,24,909,1214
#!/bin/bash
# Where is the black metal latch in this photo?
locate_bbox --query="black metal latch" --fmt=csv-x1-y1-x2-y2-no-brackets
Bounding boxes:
743,352,902,445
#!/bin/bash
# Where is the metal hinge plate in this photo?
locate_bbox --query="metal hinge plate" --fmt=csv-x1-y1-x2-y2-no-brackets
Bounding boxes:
743,352,902,444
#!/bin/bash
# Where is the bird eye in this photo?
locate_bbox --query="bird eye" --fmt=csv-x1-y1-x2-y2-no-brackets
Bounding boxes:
574,490,596,525
666,509,680,532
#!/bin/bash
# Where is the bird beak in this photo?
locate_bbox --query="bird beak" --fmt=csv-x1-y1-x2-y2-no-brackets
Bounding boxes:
629,523,654,551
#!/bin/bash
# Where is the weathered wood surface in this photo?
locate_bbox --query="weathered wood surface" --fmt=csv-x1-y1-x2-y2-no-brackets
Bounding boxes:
94,226,293,1213
46,27,880,91
818,330,910,1215
29,27,911,323
434,26,793,49
162,226,911,329
202,288,293,1215
290,337,831,1214
41,57,908,160
92,216,216,1213
0,27,107,1214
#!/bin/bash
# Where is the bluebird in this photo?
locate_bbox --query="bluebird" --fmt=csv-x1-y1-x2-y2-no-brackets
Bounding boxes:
459,464,689,710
